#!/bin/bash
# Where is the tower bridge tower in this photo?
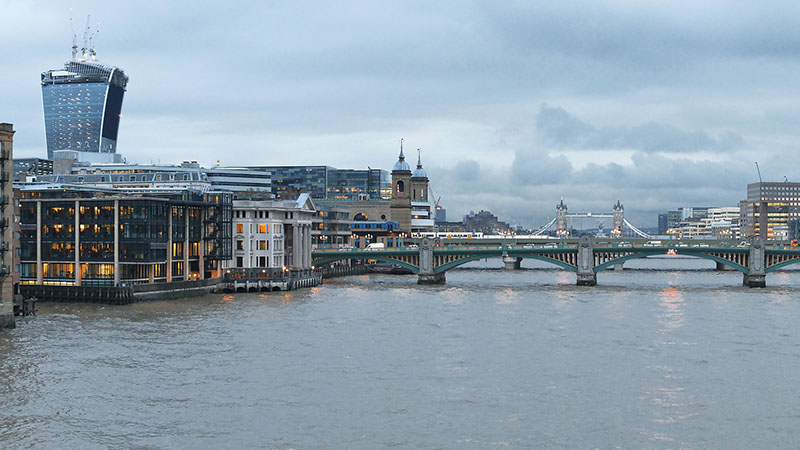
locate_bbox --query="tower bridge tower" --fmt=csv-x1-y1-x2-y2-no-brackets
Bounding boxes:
556,198,568,237
612,200,624,238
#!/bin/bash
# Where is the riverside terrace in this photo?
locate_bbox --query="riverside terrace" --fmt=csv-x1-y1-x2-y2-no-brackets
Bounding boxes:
312,236,800,287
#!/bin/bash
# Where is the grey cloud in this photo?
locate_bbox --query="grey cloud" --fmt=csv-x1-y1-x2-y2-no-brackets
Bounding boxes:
537,105,743,153
511,150,573,186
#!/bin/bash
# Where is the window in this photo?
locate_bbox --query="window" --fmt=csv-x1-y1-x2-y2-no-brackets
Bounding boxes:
258,224,267,233
236,224,243,233
236,240,244,250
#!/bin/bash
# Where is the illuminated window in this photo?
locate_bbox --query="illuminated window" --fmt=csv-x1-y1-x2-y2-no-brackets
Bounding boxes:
236,224,243,233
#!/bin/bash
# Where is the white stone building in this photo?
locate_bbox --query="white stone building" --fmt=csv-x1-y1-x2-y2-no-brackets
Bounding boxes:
224,194,316,272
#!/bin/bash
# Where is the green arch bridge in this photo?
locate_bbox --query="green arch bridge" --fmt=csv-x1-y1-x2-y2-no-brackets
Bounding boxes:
312,237,800,287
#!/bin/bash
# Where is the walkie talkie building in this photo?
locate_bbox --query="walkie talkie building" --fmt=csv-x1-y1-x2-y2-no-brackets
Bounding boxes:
41,59,128,160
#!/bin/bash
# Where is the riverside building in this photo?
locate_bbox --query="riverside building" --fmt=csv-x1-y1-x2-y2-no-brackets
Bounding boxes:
18,185,232,287
0,124,16,327
223,194,316,272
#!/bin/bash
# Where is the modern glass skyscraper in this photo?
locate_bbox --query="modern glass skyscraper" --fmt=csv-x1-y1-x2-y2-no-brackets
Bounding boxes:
41,59,128,160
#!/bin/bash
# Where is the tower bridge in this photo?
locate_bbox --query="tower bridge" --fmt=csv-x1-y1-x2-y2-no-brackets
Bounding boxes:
312,236,800,287
534,200,652,239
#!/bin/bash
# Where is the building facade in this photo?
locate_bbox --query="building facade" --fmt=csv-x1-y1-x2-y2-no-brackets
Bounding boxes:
18,186,232,287
41,57,129,161
0,124,16,327
249,165,390,201
743,182,800,239
223,194,316,272
13,158,53,182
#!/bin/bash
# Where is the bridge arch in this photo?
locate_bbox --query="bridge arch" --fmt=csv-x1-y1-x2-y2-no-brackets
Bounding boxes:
593,251,748,273
434,253,578,274
765,257,800,273
313,254,419,273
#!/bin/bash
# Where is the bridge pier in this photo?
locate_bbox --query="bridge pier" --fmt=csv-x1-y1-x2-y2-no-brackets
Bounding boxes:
576,235,597,286
417,237,446,285
744,238,766,288
503,256,521,270
418,272,446,284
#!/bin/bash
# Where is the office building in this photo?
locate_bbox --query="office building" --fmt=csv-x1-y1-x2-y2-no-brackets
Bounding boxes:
32,162,271,197
250,165,390,201
13,158,53,181
742,182,800,239
41,45,128,162
18,185,232,286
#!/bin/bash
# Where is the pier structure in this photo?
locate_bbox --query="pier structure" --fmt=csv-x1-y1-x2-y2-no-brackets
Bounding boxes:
312,237,795,287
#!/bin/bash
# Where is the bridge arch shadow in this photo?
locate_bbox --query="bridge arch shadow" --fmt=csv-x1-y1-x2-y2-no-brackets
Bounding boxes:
313,255,420,273
435,253,578,274
593,251,748,274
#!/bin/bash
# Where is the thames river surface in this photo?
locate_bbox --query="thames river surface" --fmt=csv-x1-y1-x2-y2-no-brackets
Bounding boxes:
2,257,800,449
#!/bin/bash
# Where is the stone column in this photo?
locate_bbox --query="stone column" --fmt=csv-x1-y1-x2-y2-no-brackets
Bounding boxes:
74,199,81,286
184,208,189,280
305,224,312,269
36,200,42,284
417,238,445,284
744,238,766,287
113,200,120,286
293,224,300,270
166,206,172,282
576,235,597,286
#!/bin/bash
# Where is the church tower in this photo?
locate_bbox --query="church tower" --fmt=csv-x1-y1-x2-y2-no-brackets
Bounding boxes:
410,149,429,202
390,140,413,232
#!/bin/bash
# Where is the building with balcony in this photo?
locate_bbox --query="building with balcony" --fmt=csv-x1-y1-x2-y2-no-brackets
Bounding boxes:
18,185,231,287
0,124,16,327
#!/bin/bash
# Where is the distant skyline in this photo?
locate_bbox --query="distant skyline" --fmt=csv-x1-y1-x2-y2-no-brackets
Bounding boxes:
3,1,800,227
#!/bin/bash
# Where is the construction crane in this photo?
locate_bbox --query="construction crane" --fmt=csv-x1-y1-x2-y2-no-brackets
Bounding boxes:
755,162,763,183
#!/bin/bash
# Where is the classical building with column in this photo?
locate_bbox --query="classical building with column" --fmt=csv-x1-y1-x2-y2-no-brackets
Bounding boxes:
17,185,232,287
224,193,316,272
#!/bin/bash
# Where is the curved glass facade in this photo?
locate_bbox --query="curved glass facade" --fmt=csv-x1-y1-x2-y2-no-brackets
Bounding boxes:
41,60,128,159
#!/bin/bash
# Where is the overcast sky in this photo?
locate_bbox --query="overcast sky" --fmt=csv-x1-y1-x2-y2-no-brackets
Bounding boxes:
3,0,800,228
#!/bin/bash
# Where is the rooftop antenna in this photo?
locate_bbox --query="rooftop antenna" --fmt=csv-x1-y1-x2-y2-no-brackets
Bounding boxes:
89,20,99,61
755,162,763,183
785,176,789,183
69,9,78,60
80,14,91,60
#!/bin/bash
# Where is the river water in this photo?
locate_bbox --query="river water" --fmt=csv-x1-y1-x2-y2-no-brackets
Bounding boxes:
2,257,800,449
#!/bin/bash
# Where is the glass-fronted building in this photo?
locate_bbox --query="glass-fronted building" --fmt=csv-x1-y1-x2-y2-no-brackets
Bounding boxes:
41,60,129,160
18,185,232,286
249,166,390,201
